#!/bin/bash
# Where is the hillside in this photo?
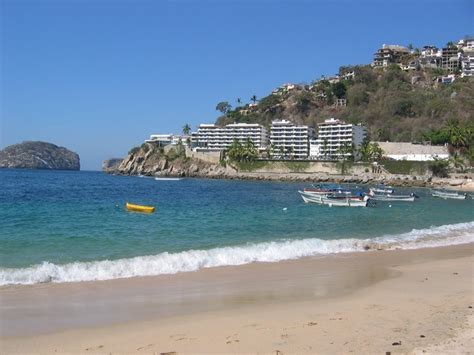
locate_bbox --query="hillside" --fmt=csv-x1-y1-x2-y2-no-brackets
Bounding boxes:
0,141,80,170
216,65,474,142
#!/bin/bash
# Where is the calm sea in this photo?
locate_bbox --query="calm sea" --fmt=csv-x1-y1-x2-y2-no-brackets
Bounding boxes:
0,169,473,285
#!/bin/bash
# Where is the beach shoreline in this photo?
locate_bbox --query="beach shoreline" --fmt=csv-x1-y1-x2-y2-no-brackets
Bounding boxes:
1,243,473,353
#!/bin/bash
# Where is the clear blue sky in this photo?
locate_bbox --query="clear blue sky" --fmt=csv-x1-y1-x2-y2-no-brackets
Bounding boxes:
1,0,473,170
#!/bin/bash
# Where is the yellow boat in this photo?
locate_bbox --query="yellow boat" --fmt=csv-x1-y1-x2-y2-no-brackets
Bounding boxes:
126,202,155,213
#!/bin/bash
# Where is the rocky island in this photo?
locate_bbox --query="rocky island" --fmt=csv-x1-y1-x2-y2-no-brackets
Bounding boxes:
0,141,80,170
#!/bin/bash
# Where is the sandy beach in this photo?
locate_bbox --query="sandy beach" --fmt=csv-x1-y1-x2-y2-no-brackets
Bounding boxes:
1,244,473,354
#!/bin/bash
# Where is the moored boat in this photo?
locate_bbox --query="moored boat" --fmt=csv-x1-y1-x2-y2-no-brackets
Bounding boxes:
371,185,394,194
299,191,369,207
155,177,183,181
322,195,369,207
303,184,351,195
368,189,416,202
125,202,156,213
431,190,466,200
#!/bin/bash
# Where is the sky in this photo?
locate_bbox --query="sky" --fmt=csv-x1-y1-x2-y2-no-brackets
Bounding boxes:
1,0,473,170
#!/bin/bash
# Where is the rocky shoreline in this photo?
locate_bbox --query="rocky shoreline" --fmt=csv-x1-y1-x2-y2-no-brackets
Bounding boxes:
103,150,474,191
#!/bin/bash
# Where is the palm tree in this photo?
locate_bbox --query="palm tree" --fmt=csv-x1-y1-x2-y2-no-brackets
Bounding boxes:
250,95,257,104
182,123,191,136
369,142,384,161
336,142,354,161
322,139,329,160
236,98,242,106
450,152,465,172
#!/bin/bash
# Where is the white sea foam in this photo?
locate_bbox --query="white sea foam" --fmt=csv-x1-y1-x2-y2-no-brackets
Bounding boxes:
1,221,473,286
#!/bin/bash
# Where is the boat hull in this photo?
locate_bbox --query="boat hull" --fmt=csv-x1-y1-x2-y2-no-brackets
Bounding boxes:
369,195,415,202
126,203,155,213
299,191,368,207
431,191,466,200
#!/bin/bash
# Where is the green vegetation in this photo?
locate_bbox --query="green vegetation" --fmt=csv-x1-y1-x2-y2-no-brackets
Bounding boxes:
382,160,429,175
216,101,232,115
234,160,269,171
428,159,450,177
128,146,140,155
225,138,258,163
140,143,150,153
213,65,474,150
182,123,191,135
358,138,384,162
166,141,185,161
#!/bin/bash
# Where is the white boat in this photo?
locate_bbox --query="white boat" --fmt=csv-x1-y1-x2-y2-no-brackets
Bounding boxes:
299,191,325,204
371,185,394,194
431,190,466,200
368,189,416,202
155,177,183,181
322,195,369,207
299,191,368,207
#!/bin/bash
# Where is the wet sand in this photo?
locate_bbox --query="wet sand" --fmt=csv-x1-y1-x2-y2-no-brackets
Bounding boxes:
1,243,473,353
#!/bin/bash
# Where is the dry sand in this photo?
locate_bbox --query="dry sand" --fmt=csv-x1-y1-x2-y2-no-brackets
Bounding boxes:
1,244,473,354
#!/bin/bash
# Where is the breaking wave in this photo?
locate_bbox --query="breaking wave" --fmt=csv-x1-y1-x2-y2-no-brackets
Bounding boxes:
1,221,473,286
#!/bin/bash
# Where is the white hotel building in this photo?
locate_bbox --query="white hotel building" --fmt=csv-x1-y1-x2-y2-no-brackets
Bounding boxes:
310,118,366,159
270,120,315,159
145,134,191,146
195,123,268,151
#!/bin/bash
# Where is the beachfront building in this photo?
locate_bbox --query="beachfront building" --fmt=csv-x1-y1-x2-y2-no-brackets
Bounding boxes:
145,134,192,146
376,142,449,161
194,123,268,151
270,120,315,159
310,118,366,160
372,44,410,68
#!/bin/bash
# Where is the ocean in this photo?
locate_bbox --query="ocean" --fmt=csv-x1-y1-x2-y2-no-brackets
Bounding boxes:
0,169,473,286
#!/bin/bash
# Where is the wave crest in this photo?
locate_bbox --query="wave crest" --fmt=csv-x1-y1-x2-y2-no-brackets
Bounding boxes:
1,221,473,286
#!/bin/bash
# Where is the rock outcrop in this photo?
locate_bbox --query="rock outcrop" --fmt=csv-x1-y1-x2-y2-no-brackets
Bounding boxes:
102,158,123,173
103,144,235,178
0,141,80,170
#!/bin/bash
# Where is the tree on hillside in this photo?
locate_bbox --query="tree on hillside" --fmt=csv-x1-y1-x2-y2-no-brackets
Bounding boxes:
216,101,232,115
250,95,257,104
182,123,191,135
332,82,347,99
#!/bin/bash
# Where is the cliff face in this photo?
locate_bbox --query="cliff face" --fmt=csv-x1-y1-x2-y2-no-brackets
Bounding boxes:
102,158,123,173
105,145,233,177
0,141,80,170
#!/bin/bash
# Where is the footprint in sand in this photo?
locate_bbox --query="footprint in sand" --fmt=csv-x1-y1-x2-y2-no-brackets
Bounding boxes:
137,343,154,351
85,345,104,351
226,334,240,344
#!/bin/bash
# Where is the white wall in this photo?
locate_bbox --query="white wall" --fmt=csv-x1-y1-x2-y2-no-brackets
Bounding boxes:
386,154,449,161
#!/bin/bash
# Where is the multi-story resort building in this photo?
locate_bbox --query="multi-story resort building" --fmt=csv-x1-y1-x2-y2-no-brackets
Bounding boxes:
270,120,315,159
145,134,191,146
194,123,268,151
310,118,366,160
441,45,460,72
372,44,410,67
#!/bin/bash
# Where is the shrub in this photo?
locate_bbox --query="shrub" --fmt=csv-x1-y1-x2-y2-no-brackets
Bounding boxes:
429,159,450,177
141,143,150,153
128,146,140,155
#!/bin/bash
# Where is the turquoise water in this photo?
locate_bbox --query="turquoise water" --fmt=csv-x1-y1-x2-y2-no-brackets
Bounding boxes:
0,169,473,285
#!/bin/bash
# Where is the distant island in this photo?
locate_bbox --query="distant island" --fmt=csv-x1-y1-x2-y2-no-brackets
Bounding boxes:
0,141,80,171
